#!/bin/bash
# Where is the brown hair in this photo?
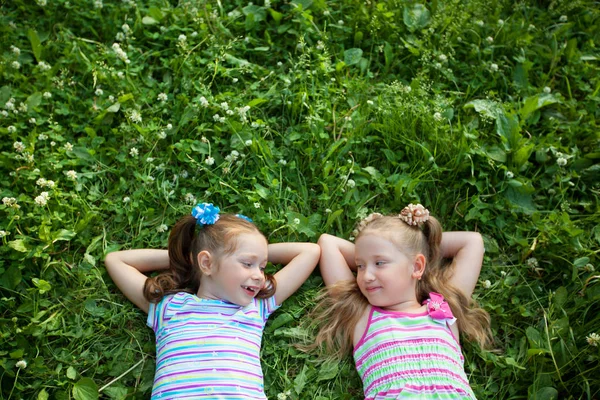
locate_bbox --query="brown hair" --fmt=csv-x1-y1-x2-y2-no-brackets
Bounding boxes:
307,212,492,359
143,214,276,302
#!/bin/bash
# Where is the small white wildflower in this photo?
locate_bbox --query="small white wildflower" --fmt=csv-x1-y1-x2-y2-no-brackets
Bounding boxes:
66,170,78,180
11,45,20,55
438,54,448,63
526,257,539,268
36,178,47,187
191,31,198,37
346,179,356,188
157,224,168,233
37,0,47,5
199,96,209,107
293,218,300,225
38,61,52,71
35,192,50,206
11,61,21,70
482,280,491,289
121,23,130,33
146,157,154,163
13,141,25,152
433,112,443,121
278,159,287,166
205,156,215,166
178,34,187,43
123,196,130,203
50,141,56,146
213,113,222,122
0,230,9,238
201,136,209,143
117,71,124,79
43,92,52,99
130,147,139,157
180,170,188,178
184,193,196,204
129,110,142,123
486,36,494,44
220,102,229,111
18,102,27,112
543,86,551,94
94,0,103,9
325,208,332,213
226,109,234,115
108,95,115,102
475,20,484,27
46,180,55,188
157,93,168,102
556,157,567,166
1,110,8,117
254,202,261,208
506,171,514,179
157,131,167,139
8,126,17,134
587,333,600,347
16,360,27,369
490,63,499,72
366,100,374,105
559,15,568,23
64,142,73,151
232,78,239,83
277,393,287,400
500,271,507,276
166,123,173,130
497,19,504,26
277,61,283,66
93,87,103,96
338,20,344,25
29,118,36,124
245,139,253,146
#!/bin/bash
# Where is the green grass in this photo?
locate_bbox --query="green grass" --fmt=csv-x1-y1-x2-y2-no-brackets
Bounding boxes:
1,0,599,399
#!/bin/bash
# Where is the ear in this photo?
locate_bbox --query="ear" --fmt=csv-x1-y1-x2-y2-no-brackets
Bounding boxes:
197,250,215,275
412,253,426,280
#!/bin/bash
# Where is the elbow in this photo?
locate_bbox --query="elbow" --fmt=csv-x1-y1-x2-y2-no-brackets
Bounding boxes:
104,251,120,270
317,233,335,248
471,232,485,255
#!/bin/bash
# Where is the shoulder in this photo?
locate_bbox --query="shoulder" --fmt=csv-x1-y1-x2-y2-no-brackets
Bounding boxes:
352,305,373,347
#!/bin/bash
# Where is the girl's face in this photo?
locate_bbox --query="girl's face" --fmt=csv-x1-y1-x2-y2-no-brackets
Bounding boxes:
355,234,421,311
211,232,268,306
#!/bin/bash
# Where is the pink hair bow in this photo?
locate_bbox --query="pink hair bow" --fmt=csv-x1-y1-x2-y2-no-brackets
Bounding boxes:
425,292,454,320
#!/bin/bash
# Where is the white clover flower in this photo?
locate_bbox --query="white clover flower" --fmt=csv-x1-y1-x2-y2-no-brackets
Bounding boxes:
559,15,568,23
95,88,103,96
38,61,51,71
325,208,332,213
277,393,287,400
293,218,300,225
475,20,484,27
123,196,130,203
43,92,52,99
220,102,229,111
482,280,491,289
366,100,374,106
184,193,196,204
587,333,600,347
3,197,20,209
115,32,125,41
129,110,142,123
500,271,507,276
556,157,567,166
1,110,8,117
36,0,47,5
254,202,261,208
497,19,504,26
226,109,234,115
112,43,130,63
129,147,139,157
29,118,36,124
245,139,253,146
18,102,27,113
157,131,167,139
8,125,17,134
199,96,209,107
122,23,130,33
486,36,494,44
506,171,514,179
16,360,27,369
157,224,168,233
166,123,173,130
146,157,154,163
338,20,344,25
278,159,287,166
13,141,25,152
0,230,9,238
11,45,20,55
11,61,22,70
277,61,283,66
232,78,239,83
178,34,187,43
93,0,103,9
204,156,215,166
438,54,448,63
64,142,73,151
66,170,78,180
117,71,124,79
543,86,551,94
46,180,55,188
526,257,539,268
36,178,47,187
108,95,115,102
490,63,499,72
35,192,50,206
157,93,168,102
346,179,356,188
191,31,198,37
433,112,443,121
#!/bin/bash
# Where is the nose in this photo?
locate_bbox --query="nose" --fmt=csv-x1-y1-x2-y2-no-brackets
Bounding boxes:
362,267,375,282
251,268,264,282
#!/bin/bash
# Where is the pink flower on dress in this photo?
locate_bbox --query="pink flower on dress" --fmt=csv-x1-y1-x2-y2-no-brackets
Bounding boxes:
425,292,454,320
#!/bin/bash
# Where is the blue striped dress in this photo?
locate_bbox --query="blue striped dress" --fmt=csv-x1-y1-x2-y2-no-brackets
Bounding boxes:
147,292,279,399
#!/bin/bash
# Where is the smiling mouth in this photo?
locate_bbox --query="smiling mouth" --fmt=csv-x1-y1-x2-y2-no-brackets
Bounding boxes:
365,287,381,293
242,285,259,296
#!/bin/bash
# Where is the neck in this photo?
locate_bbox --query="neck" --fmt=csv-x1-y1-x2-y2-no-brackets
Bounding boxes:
196,280,220,300
382,299,423,313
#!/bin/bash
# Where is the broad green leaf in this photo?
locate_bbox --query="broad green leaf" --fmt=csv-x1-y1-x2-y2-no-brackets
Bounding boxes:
52,229,77,242
32,278,52,294
38,389,50,400
267,312,294,333
344,48,363,66
142,16,158,25
67,366,77,380
26,92,42,109
513,143,534,167
269,9,283,23
384,41,393,67
118,93,133,103
317,360,339,381
106,102,121,112
504,357,526,370
102,386,128,400
464,99,501,120
526,326,543,349
573,257,590,267
73,378,98,400
248,98,267,107
253,183,270,199
294,364,308,395
27,29,42,62
323,209,343,231
292,0,313,9
484,146,506,163
554,287,568,307
148,6,163,21
403,4,430,32
534,387,558,400
496,112,521,151
0,266,22,290
8,239,28,252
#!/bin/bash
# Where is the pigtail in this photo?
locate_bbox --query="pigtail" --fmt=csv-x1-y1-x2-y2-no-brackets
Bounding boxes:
143,215,201,302
256,272,277,299
300,280,370,360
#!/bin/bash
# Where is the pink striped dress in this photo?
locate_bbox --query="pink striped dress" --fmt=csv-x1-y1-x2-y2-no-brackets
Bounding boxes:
353,293,476,399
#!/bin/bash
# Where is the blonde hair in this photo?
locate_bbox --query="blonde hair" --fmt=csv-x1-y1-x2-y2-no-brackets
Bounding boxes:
307,212,492,359
143,214,276,302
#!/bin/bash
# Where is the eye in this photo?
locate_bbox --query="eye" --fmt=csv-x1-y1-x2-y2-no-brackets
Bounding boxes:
375,261,386,266
356,264,365,270
243,262,253,267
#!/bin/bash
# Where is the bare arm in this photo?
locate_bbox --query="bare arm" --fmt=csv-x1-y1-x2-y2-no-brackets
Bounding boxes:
269,242,320,305
441,232,485,298
317,234,356,287
104,249,170,313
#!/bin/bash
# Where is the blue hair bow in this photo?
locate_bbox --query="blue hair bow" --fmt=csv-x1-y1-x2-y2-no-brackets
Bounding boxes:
191,203,220,226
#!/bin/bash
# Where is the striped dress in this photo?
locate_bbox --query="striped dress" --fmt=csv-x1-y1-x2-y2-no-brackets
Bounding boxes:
353,294,476,399
147,292,279,399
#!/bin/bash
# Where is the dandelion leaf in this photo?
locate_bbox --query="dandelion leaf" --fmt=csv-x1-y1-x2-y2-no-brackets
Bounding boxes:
344,48,363,66
403,4,430,33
